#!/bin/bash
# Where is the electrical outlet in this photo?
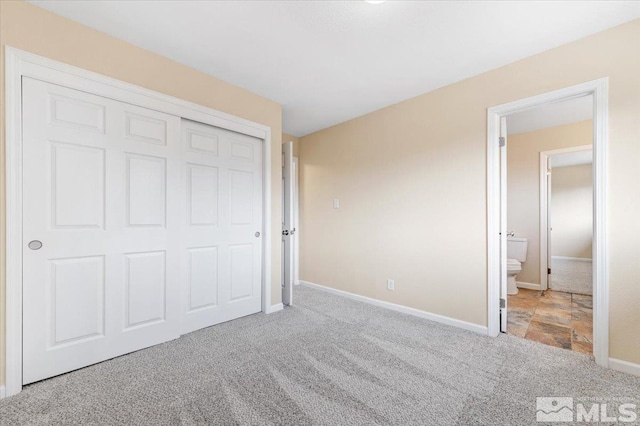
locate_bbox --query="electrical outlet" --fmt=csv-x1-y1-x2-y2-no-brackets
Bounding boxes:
387,279,395,291
333,198,340,209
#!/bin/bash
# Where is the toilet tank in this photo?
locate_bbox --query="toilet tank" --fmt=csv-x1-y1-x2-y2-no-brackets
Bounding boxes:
507,237,528,262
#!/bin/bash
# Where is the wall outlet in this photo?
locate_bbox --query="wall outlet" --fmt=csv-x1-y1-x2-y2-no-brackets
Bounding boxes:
387,279,395,291
333,198,340,209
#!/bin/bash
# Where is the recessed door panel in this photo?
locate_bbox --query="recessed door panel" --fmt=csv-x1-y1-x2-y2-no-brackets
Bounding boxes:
51,142,105,229
125,252,166,328
49,256,105,346
49,94,105,133
188,247,219,311
187,129,218,155
126,153,167,227
125,112,167,145
229,170,253,225
188,164,218,226
229,139,254,162
230,244,253,301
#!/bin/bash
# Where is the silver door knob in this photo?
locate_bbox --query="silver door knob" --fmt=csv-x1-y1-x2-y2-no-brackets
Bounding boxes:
28,240,43,250
255,232,261,238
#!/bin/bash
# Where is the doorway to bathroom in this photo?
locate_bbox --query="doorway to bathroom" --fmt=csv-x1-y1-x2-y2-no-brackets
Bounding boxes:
486,79,609,367
505,106,594,354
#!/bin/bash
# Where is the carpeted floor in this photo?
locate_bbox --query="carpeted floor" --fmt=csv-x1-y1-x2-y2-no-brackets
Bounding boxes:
1,285,638,425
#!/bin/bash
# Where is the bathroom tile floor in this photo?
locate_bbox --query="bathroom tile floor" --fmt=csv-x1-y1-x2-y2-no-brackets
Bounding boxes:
507,288,593,354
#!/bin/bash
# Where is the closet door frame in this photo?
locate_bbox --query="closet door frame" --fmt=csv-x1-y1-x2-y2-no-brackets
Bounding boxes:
4,46,275,398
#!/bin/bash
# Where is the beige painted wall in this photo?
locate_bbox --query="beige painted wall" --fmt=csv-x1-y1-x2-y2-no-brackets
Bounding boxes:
282,133,300,157
0,1,283,387
299,19,640,365
551,164,593,259
507,121,592,285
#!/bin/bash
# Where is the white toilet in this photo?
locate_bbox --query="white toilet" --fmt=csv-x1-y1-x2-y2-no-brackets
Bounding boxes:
507,236,528,295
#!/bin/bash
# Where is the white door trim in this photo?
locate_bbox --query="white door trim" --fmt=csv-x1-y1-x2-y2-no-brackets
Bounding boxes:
539,144,593,291
487,78,609,369
3,46,273,398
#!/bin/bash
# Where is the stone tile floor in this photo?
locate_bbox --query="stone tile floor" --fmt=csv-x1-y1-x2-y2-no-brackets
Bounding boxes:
507,288,593,354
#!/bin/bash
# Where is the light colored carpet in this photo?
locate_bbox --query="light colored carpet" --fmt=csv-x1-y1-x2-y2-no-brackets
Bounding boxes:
550,257,593,295
1,285,638,425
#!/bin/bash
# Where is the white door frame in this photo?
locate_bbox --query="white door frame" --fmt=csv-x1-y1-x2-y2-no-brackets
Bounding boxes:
487,78,609,368
3,47,273,397
539,145,593,291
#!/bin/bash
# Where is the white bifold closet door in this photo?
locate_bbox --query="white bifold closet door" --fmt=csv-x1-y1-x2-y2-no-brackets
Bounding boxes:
180,119,263,334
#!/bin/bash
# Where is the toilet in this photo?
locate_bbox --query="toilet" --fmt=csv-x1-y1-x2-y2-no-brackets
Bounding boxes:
507,236,528,295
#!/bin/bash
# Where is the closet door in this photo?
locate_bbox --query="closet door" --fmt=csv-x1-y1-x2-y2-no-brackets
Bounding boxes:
180,119,263,334
22,78,181,384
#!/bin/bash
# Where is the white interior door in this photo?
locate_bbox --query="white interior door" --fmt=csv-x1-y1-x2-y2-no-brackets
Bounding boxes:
293,156,300,286
500,116,508,333
546,161,553,290
22,78,181,384
282,142,294,305
180,119,263,334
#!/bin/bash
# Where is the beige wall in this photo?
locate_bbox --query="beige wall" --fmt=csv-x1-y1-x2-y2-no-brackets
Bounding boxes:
507,121,592,285
551,164,593,259
299,19,640,365
282,133,300,157
0,1,283,387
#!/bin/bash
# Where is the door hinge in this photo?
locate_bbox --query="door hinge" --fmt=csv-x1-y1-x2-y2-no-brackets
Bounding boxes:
548,268,551,275
498,136,505,147
500,298,506,309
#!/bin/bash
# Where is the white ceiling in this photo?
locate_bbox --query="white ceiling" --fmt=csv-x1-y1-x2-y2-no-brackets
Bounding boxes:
550,150,593,168
507,95,593,135
30,1,640,136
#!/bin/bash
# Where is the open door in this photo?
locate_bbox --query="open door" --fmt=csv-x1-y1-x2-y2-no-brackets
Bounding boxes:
282,141,294,305
293,157,300,286
499,116,508,333
546,159,552,290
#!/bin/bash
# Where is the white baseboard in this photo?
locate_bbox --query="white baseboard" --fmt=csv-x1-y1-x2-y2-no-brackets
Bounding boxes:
609,358,640,377
265,303,284,314
0,385,5,399
299,280,488,335
551,256,593,263
516,281,542,290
